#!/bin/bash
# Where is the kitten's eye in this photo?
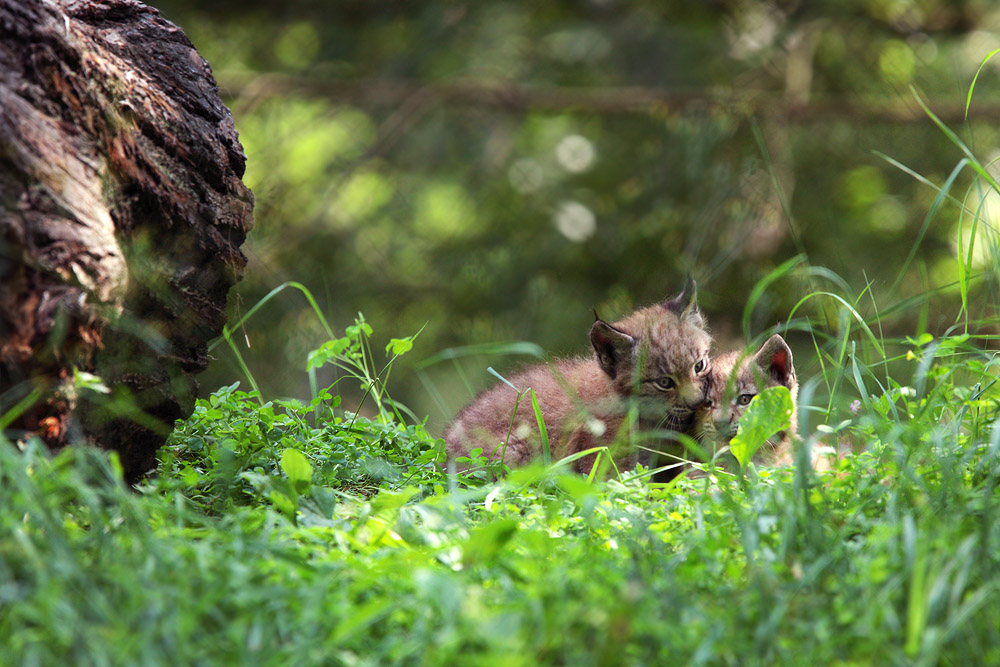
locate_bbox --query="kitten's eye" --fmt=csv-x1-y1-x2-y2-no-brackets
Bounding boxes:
737,393,755,406
694,359,708,374
652,377,676,391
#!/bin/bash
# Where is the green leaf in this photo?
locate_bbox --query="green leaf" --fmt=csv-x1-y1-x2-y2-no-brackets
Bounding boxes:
730,386,794,468
371,487,421,513
269,490,297,519
461,518,519,568
905,333,934,347
329,598,394,644
280,448,313,494
385,337,414,356
72,368,111,394
346,317,373,339
306,338,351,370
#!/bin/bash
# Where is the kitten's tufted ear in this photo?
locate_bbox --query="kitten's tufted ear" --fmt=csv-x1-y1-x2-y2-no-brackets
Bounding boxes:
589,320,636,380
663,277,704,328
753,334,795,388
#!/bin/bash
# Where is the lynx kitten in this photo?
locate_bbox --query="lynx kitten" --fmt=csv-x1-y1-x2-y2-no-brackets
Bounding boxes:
445,281,712,473
694,334,798,466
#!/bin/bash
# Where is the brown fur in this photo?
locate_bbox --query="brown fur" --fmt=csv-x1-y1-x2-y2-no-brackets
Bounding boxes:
445,282,712,474
693,334,798,467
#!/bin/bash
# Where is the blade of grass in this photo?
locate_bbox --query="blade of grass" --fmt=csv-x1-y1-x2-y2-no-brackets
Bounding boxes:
529,389,550,466
956,168,998,327
222,326,262,403
0,384,44,431
861,271,890,389
416,341,547,369
415,367,452,422
787,291,885,358
905,541,929,658
742,255,806,340
210,281,336,354
750,117,807,257
965,48,1000,120
487,367,519,392
850,343,872,413
874,151,972,214
912,88,1000,193
888,158,968,296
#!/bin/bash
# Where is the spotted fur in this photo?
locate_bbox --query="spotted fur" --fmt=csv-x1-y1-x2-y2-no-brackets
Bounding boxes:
694,334,798,466
445,281,712,473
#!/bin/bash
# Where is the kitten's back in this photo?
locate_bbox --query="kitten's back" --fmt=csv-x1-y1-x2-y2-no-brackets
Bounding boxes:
443,357,617,468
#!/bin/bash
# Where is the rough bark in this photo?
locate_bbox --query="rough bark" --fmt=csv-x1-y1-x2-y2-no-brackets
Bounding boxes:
0,0,253,482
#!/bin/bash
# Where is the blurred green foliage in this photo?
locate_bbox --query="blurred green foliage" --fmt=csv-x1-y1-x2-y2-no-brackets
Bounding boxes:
151,0,1000,426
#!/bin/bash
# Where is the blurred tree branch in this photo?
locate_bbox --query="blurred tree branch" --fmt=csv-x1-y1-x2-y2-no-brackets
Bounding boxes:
220,72,997,124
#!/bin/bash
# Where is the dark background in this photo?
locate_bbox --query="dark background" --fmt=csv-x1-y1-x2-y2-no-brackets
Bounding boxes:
151,0,1000,429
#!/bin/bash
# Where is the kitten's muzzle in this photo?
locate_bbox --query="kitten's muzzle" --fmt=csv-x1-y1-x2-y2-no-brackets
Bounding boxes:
677,383,707,411
713,418,737,439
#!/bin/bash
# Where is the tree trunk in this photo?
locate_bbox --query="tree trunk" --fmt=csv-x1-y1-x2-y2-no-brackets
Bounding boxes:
0,0,254,482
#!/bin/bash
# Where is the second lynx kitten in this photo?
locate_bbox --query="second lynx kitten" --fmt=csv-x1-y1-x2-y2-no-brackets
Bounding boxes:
445,281,712,473
694,334,798,466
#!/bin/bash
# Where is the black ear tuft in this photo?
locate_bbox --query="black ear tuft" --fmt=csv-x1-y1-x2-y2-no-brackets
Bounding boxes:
753,334,795,387
589,320,636,380
663,277,703,327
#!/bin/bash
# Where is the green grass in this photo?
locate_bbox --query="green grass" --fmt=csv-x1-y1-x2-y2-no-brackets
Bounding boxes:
3,62,1000,666
3,309,1000,665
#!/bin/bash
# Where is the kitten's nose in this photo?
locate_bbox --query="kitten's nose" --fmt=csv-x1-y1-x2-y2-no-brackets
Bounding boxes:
679,383,703,409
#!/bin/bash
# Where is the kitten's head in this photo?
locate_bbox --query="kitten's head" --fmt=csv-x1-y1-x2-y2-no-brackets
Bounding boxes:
589,279,712,425
695,334,797,445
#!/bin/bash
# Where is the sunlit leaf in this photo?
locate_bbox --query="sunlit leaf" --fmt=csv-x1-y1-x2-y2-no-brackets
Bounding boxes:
269,489,297,518
281,448,313,493
306,338,351,370
730,386,793,468
905,333,934,347
386,337,414,356
72,368,111,395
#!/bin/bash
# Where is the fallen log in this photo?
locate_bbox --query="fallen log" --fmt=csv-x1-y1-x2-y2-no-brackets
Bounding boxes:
0,0,253,482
